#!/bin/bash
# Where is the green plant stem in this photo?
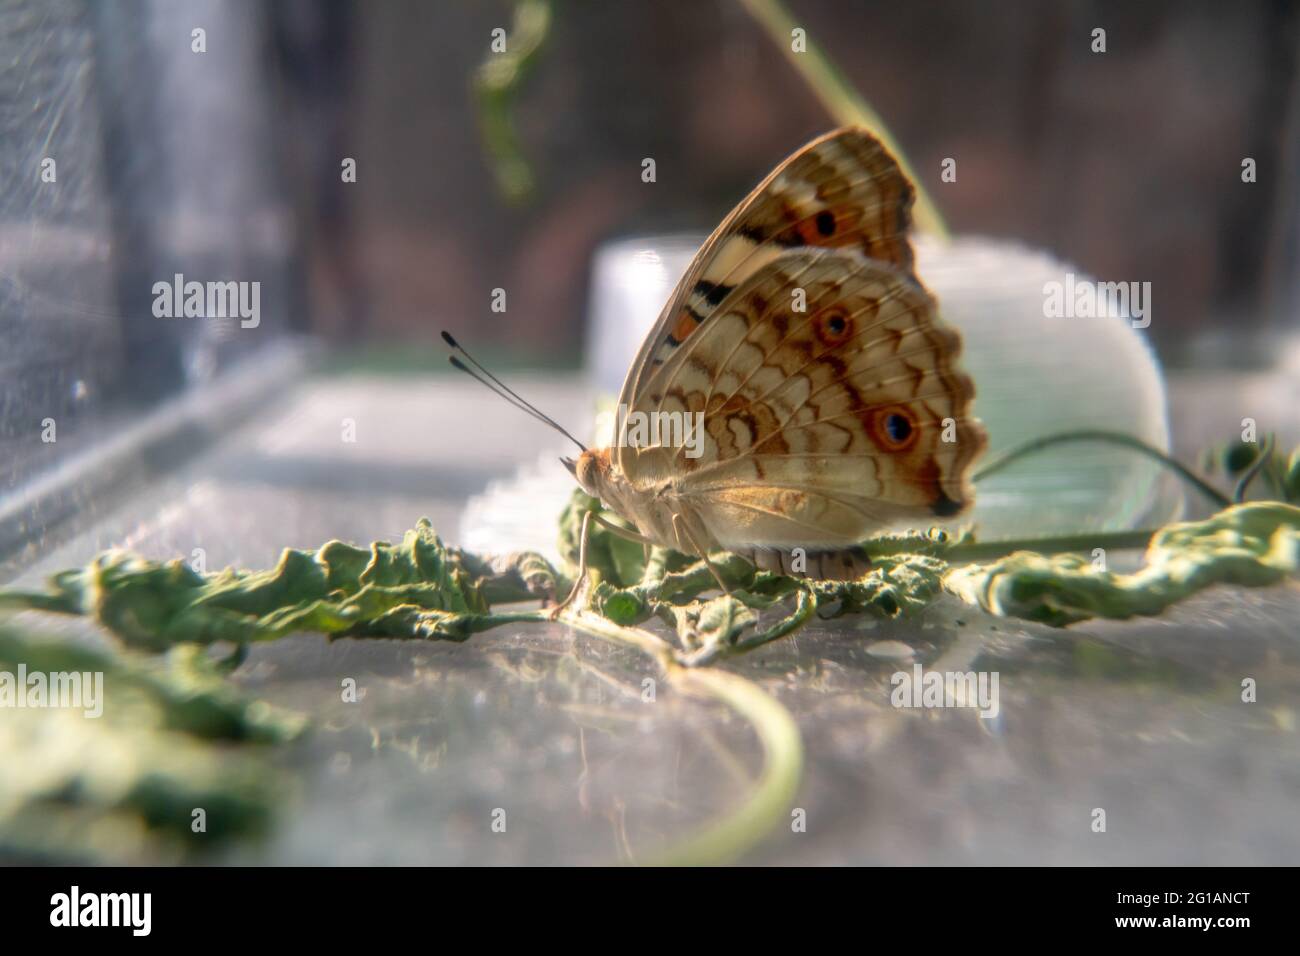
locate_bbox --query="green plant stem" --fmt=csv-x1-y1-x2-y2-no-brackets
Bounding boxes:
557,607,803,866
1234,434,1275,503
685,586,819,666
973,429,1233,510
654,666,802,866
854,525,1162,565
738,0,949,238
474,0,552,202
941,529,1159,563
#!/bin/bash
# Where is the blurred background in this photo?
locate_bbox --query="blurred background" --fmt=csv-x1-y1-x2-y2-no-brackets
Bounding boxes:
4,0,1298,566
2,0,1300,866
4,0,1299,438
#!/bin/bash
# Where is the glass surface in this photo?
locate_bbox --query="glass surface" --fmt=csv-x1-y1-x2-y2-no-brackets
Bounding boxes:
9,373,1297,865
1,0,1297,866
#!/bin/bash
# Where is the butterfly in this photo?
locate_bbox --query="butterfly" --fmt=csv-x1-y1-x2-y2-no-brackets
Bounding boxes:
448,126,986,593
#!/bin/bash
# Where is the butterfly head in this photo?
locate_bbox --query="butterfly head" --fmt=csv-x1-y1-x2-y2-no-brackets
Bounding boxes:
564,447,615,501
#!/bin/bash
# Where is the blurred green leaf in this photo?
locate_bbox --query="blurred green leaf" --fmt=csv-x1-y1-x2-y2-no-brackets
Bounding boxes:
0,627,303,862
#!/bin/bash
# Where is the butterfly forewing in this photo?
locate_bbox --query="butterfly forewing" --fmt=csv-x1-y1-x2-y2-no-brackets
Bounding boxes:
617,126,919,440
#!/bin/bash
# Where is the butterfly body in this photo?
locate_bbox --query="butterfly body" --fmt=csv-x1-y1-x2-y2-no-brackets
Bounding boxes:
572,443,875,579
576,127,987,580
571,445,710,550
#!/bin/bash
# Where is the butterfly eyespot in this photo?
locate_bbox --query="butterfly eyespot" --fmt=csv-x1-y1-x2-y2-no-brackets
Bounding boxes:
815,211,837,236
885,413,912,443
814,308,854,346
866,405,919,452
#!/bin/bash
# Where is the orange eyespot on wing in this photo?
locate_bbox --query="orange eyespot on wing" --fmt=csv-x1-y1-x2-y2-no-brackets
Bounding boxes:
865,404,920,453
812,306,855,348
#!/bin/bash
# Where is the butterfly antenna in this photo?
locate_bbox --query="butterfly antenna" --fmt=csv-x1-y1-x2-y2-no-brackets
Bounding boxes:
443,330,569,430
446,356,564,438
442,331,587,453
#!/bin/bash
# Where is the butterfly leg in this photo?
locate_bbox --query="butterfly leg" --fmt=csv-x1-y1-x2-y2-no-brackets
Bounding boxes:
592,513,657,547
551,511,657,619
671,512,732,596
549,509,593,619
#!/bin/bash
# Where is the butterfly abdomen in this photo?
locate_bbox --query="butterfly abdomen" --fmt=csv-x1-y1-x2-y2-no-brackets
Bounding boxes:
739,545,873,581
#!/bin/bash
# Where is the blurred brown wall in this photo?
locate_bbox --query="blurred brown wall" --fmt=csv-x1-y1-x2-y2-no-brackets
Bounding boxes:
294,0,1300,362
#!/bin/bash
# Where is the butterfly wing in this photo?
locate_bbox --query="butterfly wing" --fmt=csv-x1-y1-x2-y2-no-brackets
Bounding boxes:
615,125,918,461
623,247,986,548
613,127,986,551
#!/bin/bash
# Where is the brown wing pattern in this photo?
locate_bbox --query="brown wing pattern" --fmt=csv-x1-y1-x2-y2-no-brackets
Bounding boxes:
621,248,987,547
616,126,918,470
